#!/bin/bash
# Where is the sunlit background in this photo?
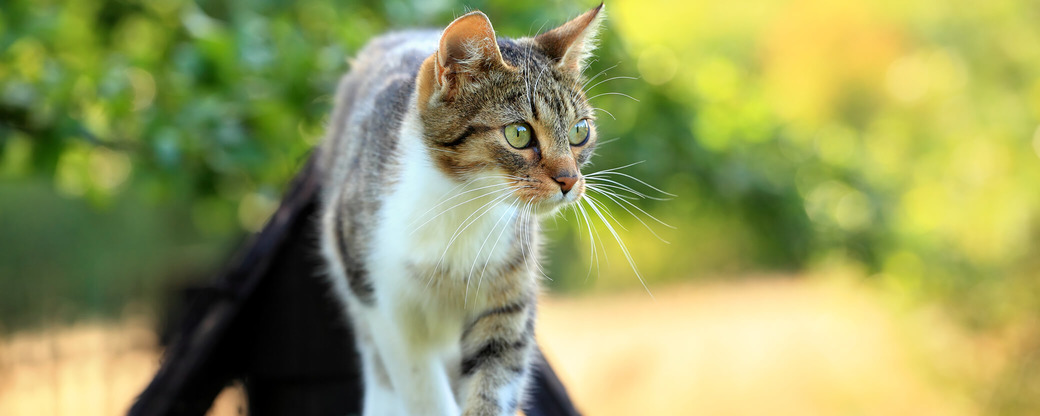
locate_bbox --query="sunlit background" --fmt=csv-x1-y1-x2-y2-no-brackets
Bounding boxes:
2,0,1039,414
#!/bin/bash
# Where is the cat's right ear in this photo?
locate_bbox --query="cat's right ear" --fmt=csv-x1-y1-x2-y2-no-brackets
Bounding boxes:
434,11,507,97
535,3,604,72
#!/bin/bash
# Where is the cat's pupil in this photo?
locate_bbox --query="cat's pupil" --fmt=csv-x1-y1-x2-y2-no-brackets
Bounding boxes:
504,123,533,149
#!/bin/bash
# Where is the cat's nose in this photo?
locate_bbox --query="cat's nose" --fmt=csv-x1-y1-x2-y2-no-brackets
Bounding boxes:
554,175,579,194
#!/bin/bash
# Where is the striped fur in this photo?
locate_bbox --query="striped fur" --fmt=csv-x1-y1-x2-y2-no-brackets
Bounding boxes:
317,5,605,416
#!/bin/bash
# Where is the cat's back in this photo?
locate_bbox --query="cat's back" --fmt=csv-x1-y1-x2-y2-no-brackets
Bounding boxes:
349,30,439,83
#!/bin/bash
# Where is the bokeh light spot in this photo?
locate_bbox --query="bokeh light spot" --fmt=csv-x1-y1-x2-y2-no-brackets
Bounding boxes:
885,54,930,104
835,190,872,230
127,68,156,111
88,149,132,192
638,45,679,86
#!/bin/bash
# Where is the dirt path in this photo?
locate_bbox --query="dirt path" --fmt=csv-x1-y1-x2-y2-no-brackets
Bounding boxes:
538,277,984,416
0,277,991,415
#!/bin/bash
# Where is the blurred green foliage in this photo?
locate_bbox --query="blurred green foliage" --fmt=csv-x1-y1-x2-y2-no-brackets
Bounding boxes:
2,0,1040,399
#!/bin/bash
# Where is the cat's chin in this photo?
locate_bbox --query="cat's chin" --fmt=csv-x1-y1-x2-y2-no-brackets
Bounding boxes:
529,191,583,217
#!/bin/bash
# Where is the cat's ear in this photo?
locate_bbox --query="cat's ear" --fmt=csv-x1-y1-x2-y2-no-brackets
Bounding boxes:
436,11,506,92
535,3,605,72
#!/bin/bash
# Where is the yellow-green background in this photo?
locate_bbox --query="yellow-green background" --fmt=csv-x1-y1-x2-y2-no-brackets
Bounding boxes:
1,0,1038,413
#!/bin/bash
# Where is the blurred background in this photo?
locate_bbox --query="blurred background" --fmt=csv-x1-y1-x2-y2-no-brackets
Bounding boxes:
2,0,1039,414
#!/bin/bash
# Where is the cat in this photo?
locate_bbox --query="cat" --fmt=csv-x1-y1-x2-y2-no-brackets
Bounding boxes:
317,4,604,415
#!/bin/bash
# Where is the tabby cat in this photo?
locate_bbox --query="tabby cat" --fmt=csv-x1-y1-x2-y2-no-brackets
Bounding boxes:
317,5,605,415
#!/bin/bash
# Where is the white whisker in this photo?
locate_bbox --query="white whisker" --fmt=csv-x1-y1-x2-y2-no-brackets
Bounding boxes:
586,178,673,201
592,107,616,120
408,177,506,227
596,137,622,146
584,194,628,232
465,196,520,306
582,197,654,299
409,185,514,233
587,185,673,244
585,76,637,93
585,160,646,174
424,192,515,290
586,171,676,197
474,198,520,300
581,63,619,91
588,91,640,102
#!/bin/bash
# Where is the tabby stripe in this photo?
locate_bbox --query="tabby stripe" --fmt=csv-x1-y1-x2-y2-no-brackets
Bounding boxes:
460,299,529,340
461,307,535,376
442,125,493,148
461,337,530,376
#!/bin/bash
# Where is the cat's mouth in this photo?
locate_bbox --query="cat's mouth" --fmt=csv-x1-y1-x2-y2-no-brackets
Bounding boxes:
519,179,585,215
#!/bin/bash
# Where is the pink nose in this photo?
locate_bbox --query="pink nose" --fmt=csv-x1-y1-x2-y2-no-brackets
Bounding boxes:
554,175,578,194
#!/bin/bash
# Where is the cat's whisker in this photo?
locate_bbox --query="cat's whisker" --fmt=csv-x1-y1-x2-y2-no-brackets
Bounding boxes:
473,197,522,301
588,91,640,102
585,168,677,197
526,202,553,281
592,107,616,120
499,174,536,183
595,136,622,146
516,202,531,274
571,202,595,281
424,192,516,290
533,63,552,95
409,185,515,233
408,177,507,227
443,191,515,256
584,160,646,174
584,76,638,93
586,186,674,244
576,58,600,80
575,197,604,280
585,178,672,201
522,43,535,115
465,196,521,306
582,196,654,299
426,147,459,154
581,63,619,92
519,201,550,281
585,179,659,199
584,194,628,232
587,183,642,201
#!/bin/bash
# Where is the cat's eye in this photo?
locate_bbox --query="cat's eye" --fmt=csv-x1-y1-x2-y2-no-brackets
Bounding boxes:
503,123,533,149
569,119,591,146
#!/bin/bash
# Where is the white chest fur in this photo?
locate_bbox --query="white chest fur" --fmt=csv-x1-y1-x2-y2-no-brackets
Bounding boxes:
365,111,524,347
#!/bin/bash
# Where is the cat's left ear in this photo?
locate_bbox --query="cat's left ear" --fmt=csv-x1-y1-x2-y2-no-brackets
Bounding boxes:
436,11,507,93
535,3,605,72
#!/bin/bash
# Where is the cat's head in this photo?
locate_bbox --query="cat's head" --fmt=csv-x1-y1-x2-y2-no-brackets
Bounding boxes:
416,4,605,215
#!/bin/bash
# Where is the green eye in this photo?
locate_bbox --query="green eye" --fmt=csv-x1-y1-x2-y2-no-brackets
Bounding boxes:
503,123,533,149
569,119,590,146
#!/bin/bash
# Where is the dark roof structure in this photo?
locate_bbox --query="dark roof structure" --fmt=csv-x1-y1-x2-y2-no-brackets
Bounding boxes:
129,154,582,416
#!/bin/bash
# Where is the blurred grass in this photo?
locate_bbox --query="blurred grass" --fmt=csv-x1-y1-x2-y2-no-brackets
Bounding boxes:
0,278,1031,415
2,0,1040,413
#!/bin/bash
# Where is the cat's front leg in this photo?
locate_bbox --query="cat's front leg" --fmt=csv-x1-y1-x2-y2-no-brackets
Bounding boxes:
365,314,460,416
458,301,536,416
